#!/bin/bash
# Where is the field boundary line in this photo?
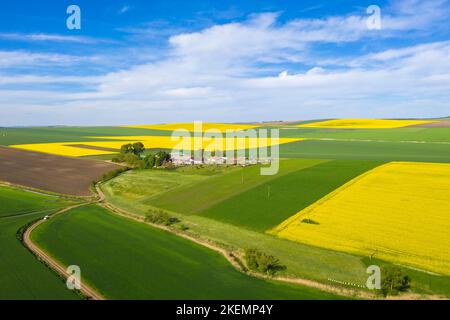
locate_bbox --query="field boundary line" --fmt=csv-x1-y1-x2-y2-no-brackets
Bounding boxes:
23,202,105,301
312,138,450,145
0,181,96,201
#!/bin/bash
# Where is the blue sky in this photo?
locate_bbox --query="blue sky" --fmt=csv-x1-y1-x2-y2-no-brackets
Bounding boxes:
0,0,449,125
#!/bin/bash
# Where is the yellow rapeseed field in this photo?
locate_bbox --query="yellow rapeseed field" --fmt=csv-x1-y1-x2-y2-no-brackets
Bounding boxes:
297,118,436,129
271,162,450,275
123,122,258,132
10,142,115,157
88,136,302,151
11,136,303,157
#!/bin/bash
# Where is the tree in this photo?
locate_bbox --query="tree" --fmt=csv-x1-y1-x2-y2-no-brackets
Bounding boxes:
120,142,145,156
244,248,286,276
154,151,171,167
132,142,145,155
144,154,156,168
120,143,134,154
145,209,179,226
381,266,410,296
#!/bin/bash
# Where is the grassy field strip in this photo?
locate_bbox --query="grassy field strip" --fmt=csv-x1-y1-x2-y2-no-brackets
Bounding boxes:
297,119,436,129
271,162,450,275
0,208,59,220
198,160,383,231
123,122,259,132
0,185,77,218
102,169,213,205
146,159,325,215
280,140,450,162
24,203,104,300
0,186,78,300
312,138,450,145
279,127,450,143
0,126,173,146
31,204,344,299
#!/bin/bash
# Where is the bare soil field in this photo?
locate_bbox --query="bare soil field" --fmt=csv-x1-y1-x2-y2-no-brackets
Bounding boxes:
408,121,450,128
68,144,119,152
0,146,120,196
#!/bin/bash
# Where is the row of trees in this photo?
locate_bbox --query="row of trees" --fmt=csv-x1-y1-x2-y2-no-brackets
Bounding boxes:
112,142,171,169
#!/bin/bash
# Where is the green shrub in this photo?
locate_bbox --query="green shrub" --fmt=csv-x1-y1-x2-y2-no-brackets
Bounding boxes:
244,248,286,276
145,209,179,226
381,266,410,296
301,218,320,225
120,142,145,156
178,224,189,231
101,168,129,182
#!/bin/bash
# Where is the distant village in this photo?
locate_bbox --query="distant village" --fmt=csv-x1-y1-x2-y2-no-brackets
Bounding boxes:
170,153,272,166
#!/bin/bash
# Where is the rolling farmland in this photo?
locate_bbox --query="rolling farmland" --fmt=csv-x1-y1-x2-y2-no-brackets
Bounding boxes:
271,162,450,275
10,135,302,157
144,158,325,215
0,186,78,300
3,0,450,305
198,160,382,231
31,205,342,300
2,119,450,300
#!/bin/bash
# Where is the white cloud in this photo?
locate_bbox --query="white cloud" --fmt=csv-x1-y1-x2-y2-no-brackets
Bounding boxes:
0,33,104,44
1,2,450,125
118,5,130,15
0,51,101,68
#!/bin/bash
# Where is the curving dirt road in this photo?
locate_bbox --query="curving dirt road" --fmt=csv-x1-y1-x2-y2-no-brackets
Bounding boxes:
23,203,105,300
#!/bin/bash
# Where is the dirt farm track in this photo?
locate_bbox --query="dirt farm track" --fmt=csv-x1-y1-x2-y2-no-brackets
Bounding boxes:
0,146,120,196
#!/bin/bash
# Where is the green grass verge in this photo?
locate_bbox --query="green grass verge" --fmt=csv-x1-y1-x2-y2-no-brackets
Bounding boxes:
280,140,450,162
0,185,76,218
279,127,450,142
31,204,343,300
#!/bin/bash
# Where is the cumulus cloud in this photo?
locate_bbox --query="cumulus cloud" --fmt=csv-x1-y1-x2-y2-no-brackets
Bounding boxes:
0,51,101,68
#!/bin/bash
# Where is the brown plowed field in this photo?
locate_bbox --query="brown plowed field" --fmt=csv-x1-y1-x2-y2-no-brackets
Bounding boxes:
407,121,450,128
0,146,120,196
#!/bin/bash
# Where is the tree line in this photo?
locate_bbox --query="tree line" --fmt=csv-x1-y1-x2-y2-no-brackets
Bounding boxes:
112,142,172,169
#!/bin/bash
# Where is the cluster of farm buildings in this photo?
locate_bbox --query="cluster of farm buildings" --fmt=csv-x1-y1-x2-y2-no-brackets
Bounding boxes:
170,153,272,166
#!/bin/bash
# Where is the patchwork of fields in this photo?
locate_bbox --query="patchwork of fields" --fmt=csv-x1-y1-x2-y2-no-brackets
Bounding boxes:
197,160,382,231
271,162,450,275
31,205,341,300
2,119,450,300
10,135,302,158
